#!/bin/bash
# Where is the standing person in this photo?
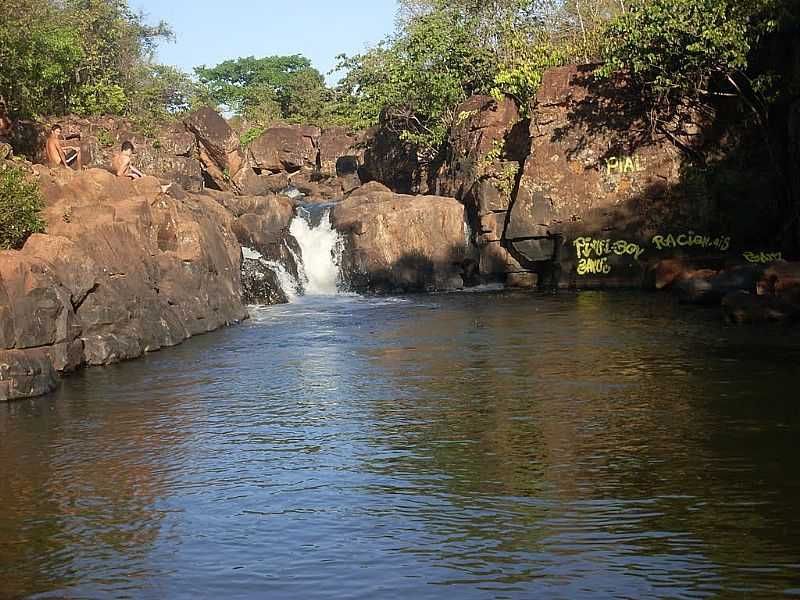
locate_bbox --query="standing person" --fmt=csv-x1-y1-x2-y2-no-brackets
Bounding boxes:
45,124,82,170
112,141,143,179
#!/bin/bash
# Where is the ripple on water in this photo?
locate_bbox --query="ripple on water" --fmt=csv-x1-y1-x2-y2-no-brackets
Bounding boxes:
1,291,800,599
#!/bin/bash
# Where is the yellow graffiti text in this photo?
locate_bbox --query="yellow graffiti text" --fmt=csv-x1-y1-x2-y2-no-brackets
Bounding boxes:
651,233,731,252
605,155,646,175
574,237,645,260
743,251,782,264
577,257,612,275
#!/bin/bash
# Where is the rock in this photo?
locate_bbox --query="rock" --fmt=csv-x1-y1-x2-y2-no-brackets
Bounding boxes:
758,261,800,299
0,348,59,402
507,64,705,286
506,272,539,288
722,291,800,324
241,258,289,305
676,265,763,305
647,258,721,290
319,127,360,176
236,168,290,196
184,106,247,191
360,125,423,194
332,189,468,292
433,95,522,201
0,168,248,401
249,125,318,173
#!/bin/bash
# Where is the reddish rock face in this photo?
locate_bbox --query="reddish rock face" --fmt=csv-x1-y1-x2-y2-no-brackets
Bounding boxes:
318,127,361,177
0,168,248,401
10,116,205,191
185,106,247,191
332,188,468,292
249,126,318,174
360,125,423,195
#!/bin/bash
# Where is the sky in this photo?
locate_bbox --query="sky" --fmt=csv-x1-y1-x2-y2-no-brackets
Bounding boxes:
130,0,399,82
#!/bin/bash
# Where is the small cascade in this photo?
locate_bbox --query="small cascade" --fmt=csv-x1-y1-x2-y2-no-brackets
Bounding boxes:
289,207,342,295
242,247,301,302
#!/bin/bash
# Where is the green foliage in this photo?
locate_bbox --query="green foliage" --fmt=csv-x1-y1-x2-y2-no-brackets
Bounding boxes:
335,7,497,154
95,128,115,148
598,0,786,119
0,0,185,121
240,126,266,148
0,164,45,250
195,55,330,126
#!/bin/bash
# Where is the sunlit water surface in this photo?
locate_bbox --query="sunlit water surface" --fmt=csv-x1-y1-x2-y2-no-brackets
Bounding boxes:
1,291,799,599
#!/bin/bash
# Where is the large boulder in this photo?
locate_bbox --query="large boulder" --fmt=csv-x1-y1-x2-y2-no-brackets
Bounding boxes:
241,258,289,305
332,186,468,292
360,124,423,195
249,125,319,173
318,127,361,177
184,106,247,191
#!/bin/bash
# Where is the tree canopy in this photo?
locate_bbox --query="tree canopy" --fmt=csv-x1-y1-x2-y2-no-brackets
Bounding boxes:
195,55,331,126
0,0,193,121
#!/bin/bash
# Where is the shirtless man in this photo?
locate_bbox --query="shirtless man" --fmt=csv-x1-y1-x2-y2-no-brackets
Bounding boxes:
112,141,143,179
45,124,82,170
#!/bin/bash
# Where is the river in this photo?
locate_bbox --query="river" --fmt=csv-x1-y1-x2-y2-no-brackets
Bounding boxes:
1,291,799,599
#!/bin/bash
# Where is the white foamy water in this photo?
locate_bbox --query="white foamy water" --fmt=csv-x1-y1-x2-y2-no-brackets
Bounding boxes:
242,246,300,302
289,209,342,296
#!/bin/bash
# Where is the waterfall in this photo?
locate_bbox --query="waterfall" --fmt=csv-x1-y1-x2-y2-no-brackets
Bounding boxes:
289,207,342,296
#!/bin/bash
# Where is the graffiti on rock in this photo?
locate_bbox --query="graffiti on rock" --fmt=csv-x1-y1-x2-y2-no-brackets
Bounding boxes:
604,155,646,175
743,251,782,264
651,233,731,252
574,237,645,275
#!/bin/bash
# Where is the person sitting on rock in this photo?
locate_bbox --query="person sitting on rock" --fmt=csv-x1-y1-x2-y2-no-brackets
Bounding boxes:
45,124,82,170
112,141,143,179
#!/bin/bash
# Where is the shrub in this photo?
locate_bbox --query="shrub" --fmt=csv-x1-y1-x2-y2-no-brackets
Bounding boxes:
0,164,46,250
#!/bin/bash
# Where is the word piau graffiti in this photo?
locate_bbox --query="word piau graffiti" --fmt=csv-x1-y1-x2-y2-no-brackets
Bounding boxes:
604,155,646,175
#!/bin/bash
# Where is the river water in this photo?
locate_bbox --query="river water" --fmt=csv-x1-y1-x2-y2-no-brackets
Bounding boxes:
1,291,799,599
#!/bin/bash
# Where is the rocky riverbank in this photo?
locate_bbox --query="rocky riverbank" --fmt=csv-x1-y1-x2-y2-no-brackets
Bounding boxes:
3,58,799,402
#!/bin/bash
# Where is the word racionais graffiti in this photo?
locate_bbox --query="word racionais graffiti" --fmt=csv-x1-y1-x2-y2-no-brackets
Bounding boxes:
605,156,646,175
743,251,782,264
574,237,645,276
651,233,731,252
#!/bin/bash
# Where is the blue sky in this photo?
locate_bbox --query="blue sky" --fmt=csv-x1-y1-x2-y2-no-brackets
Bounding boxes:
131,0,398,82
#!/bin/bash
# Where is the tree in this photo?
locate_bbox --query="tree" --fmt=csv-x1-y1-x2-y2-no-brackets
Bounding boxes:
598,0,790,126
335,7,497,155
0,0,181,120
195,55,329,125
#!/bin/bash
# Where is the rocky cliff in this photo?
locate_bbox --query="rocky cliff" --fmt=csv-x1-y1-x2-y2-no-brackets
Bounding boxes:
0,167,247,402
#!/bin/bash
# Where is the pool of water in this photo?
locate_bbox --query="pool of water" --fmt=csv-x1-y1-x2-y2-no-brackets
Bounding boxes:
1,291,799,599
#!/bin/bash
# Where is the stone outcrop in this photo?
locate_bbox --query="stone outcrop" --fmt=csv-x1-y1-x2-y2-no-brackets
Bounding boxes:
248,125,319,174
10,116,204,191
0,168,248,401
359,125,424,195
431,95,529,282
332,182,468,292
207,190,300,281
184,107,248,192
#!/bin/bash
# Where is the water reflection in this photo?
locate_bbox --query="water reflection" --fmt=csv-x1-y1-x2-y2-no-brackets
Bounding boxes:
1,292,799,599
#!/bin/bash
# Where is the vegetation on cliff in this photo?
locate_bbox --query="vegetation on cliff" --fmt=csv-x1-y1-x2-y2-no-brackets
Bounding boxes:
0,164,45,250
